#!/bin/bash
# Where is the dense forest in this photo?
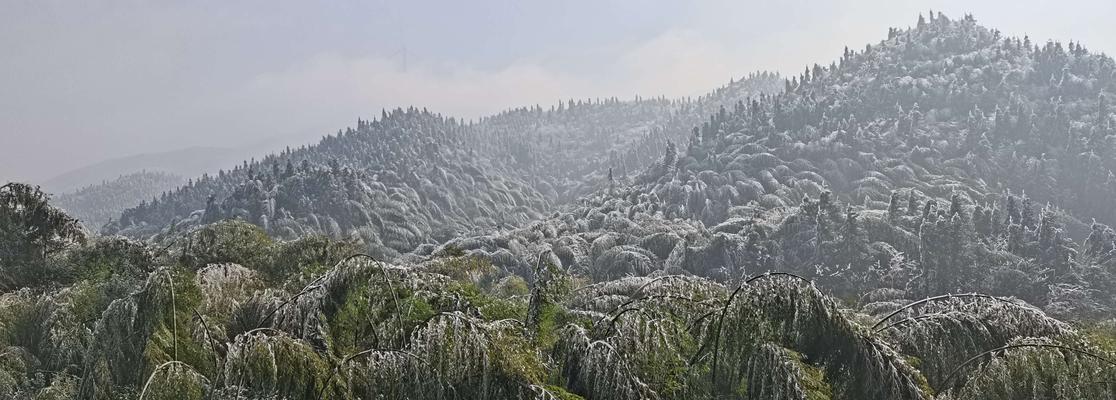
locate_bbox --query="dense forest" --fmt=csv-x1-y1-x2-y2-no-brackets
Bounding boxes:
53,172,184,232
2,13,1116,399
98,72,783,259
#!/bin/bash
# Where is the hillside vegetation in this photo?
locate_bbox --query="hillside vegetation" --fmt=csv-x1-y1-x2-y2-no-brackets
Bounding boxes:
53,171,184,232
2,13,1115,400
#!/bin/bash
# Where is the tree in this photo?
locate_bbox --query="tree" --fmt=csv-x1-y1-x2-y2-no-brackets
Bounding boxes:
283,160,295,178
1005,195,1020,225
662,141,677,171
948,193,963,217
0,182,85,289
921,199,936,220
907,193,920,216
202,194,223,224
973,204,993,237
919,211,973,296
1020,195,1036,229
887,190,902,221
839,207,869,276
1084,221,1114,256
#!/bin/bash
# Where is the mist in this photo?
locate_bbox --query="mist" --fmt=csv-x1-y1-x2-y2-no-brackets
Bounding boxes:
5,2,1116,398
3,0,1115,186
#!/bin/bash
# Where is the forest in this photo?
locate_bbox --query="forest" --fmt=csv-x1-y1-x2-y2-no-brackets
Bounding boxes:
2,12,1116,399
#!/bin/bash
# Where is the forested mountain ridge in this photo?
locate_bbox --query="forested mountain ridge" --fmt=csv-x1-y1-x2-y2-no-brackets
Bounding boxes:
436,12,1116,312
40,146,246,194
472,72,782,202
2,12,1116,400
100,73,782,259
633,11,1115,230
103,109,550,259
53,171,184,232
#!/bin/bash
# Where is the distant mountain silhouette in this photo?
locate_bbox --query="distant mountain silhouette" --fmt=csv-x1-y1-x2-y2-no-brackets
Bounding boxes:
41,146,243,194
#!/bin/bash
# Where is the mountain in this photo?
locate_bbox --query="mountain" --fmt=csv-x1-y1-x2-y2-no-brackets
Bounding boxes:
471,72,783,202
52,170,184,231
2,13,1115,400
439,12,1116,311
102,73,783,258
40,146,244,194
104,109,551,260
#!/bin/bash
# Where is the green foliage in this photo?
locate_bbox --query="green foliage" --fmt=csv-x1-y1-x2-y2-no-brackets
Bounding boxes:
791,351,834,400
66,278,129,334
534,302,566,348
325,281,425,355
1081,320,1116,353
137,362,209,400
266,234,360,283
32,373,78,400
494,275,530,297
135,268,220,391
224,333,331,398
9,12,1116,400
423,254,498,283
447,280,527,322
182,220,273,270
66,236,154,282
543,384,586,400
0,183,85,290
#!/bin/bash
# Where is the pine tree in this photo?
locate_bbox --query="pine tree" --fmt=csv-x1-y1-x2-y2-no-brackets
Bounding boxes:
801,195,819,220
887,190,902,221
840,207,868,274
283,160,295,178
948,193,963,217
1006,194,1020,225
0,183,85,289
973,204,992,237
922,199,936,220
907,193,920,216
1020,195,1036,229
1085,221,1115,256
662,141,677,171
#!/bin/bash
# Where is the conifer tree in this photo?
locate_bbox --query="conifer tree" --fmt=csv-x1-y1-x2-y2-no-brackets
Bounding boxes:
887,190,902,221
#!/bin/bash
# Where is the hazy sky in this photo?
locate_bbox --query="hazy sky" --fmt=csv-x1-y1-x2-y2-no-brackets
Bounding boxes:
2,0,1114,184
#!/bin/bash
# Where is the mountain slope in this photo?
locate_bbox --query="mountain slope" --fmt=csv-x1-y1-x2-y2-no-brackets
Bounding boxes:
3,13,1116,400
103,74,782,257
53,170,184,231
105,109,548,259
424,13,1116,318
471,72,782,202
40,146,243,194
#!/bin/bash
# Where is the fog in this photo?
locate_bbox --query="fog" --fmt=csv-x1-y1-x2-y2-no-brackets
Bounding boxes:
2,0,1114,185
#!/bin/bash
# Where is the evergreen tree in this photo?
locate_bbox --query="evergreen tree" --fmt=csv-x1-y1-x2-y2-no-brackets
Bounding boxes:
887,190,902,221
1020,195,1036,229
662,141,677,171
1085,221,1115,256
948,193,963,217
202,194,223,224
284,160,295,178
0,183,85,289
921,199,936,220
907,193,920,216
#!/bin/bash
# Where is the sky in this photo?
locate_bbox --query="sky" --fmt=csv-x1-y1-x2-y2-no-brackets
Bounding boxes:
2,0,1115,184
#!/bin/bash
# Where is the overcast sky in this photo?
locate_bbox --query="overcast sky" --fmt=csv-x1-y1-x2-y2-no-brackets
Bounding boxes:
2,0,1114,184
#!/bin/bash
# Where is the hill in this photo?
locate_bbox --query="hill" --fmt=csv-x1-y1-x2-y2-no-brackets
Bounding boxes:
39,146,244,194
2,12,1115,400
102,73,782,258
53,170,184,231
471,72,782,202
437,12,1116,316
